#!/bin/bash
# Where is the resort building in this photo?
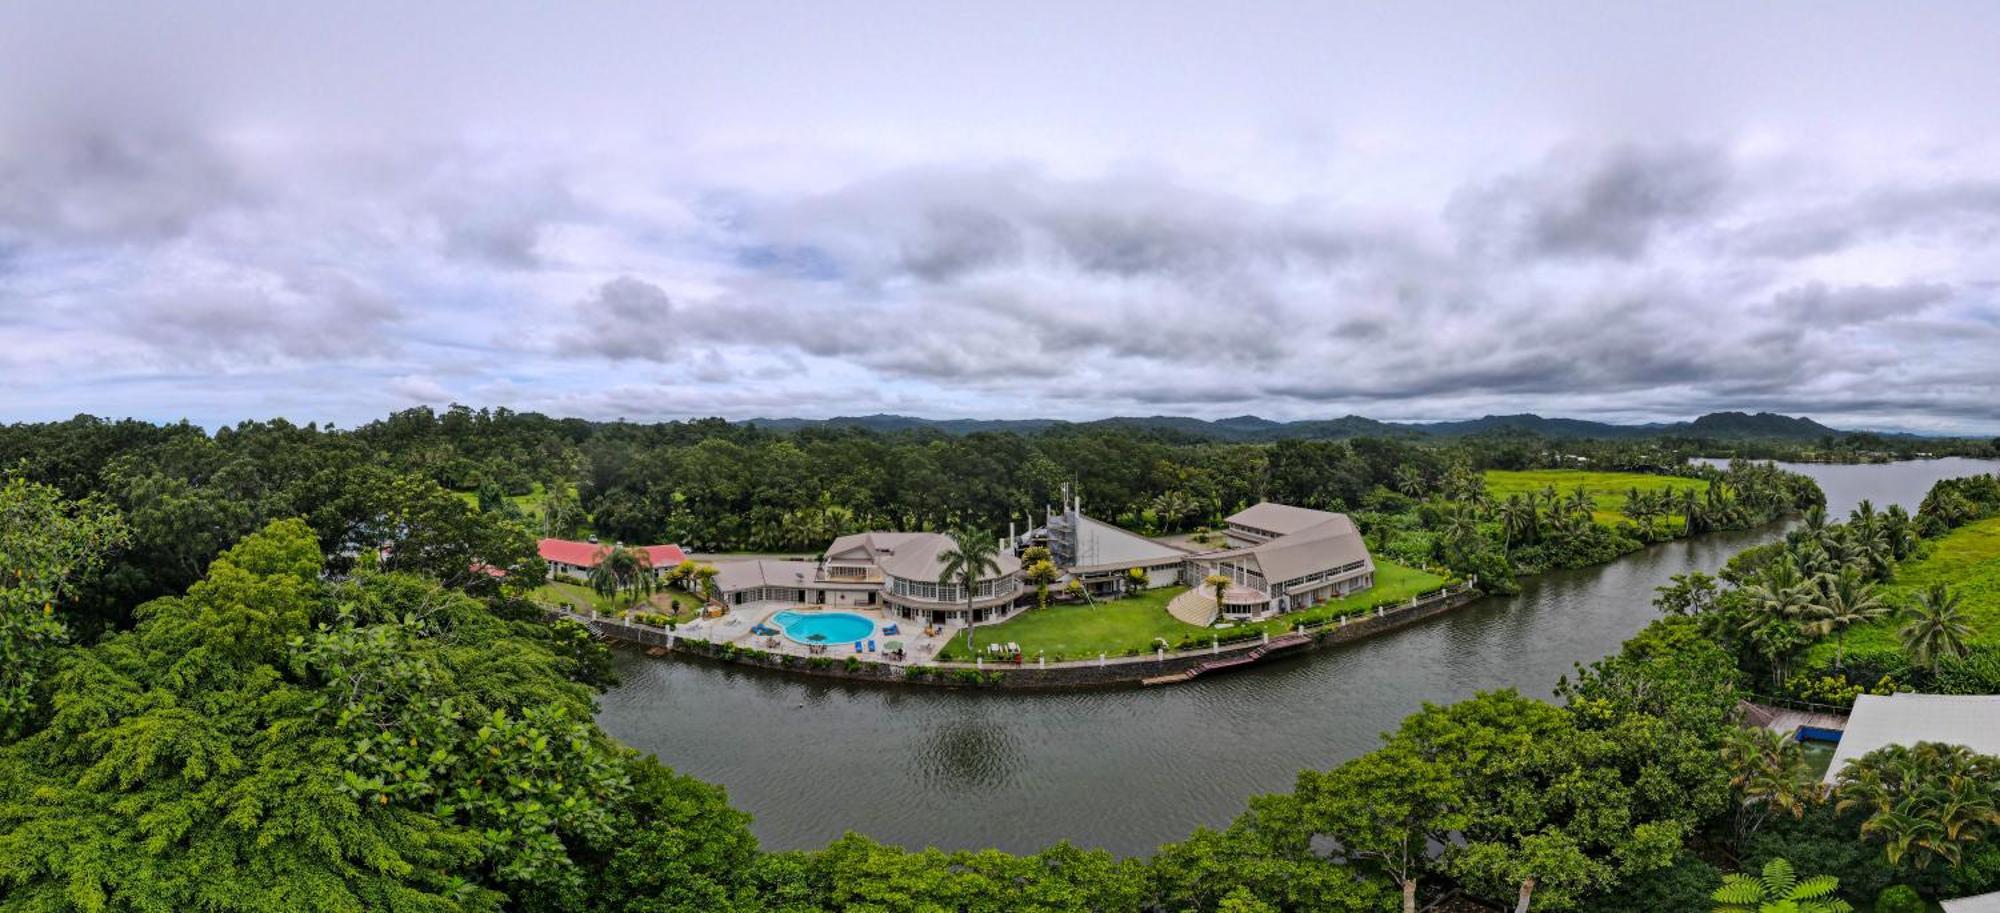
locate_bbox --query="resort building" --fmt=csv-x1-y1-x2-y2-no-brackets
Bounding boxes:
711,557,880,609
1026,491,1188,598
707,531,1028,623
538,538,687,582
1184,502,1375,618
698,497,1373,626
1823,693,2000,785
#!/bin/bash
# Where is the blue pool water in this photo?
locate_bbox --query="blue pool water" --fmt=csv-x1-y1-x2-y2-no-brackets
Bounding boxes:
771,610,875,645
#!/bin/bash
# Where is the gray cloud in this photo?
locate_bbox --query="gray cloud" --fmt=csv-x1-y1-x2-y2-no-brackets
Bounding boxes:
0,127,252,246
1450,145,1732,261
112,265,404,364
3,2,1999,432
564,277,678,360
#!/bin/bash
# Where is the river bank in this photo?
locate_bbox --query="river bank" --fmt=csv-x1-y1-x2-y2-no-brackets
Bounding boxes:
596,458,2000,854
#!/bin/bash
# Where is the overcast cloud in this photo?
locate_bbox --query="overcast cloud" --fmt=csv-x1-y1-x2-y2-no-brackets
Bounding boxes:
2,1,1998,433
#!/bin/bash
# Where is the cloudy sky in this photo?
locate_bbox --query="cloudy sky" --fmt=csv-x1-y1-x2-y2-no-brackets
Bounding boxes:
4,1,1999,433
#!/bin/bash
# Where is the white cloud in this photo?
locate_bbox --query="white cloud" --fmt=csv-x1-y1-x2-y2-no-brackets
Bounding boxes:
0,2,1997,431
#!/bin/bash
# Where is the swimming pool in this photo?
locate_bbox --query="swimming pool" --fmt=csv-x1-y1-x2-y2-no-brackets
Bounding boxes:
771,610,875,646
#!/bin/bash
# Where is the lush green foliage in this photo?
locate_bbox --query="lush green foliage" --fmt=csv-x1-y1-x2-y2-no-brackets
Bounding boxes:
1712,857,1853,913
12,416,1996,913
0,477,126,739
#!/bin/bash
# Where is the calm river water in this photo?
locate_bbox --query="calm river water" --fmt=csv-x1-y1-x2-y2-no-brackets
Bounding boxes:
596,457,2000,855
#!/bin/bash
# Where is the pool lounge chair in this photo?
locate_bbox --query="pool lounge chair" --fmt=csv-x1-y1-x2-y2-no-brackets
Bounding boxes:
882,624,900,636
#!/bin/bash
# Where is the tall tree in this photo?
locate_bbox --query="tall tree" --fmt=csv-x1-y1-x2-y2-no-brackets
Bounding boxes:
1900,584,1972,674
1803,566,1887,669
0,476,127,740
587,544,657,609
1297,739,1467,913
938,529,1003,654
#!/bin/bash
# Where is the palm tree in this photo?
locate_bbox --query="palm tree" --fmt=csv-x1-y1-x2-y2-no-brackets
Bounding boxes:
1882,505,1917,560
586,544,656,611
1439,503,1482,559
1836,742,2000,869
1741,557,1813,632
1900,584,1972,674
1712,858,1852,913
1394,466,1426,498
1678,487,1707,535
1499,495,1538,548
1204,573,1231,615
1721,726,1820,843
1805,566,1888,669
938,529,1004,654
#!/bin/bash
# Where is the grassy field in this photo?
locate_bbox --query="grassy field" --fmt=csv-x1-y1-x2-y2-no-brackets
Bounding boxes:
455,482,596,536
530,579,705,622
934,559,1453,661
1813,515,2000,660
1482,469,1707,527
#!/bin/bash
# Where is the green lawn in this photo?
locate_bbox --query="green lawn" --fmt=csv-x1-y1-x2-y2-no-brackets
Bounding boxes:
1483,469,1706,527
530,579,704,622
934,560,1454,662
936,586,1206,661
1811,515,2000,661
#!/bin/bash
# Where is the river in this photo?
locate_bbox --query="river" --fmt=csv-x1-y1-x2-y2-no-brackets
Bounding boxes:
595,457,2000,855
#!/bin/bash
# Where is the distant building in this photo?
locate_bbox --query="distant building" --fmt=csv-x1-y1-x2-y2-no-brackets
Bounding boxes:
1824,693,2000,784
1184,502,1375,618
538,538,687,581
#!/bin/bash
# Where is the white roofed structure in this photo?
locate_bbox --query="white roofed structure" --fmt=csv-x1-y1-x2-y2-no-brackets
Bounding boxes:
1944,892,2000,913
1824,694,2000,784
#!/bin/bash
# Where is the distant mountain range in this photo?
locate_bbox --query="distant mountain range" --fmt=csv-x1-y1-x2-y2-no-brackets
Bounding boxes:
744,411,1887,441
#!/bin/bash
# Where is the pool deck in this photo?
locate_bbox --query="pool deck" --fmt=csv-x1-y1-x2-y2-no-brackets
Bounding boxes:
671,603,963,665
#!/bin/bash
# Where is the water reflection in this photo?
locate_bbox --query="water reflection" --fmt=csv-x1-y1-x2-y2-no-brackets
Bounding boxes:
598,458,2000,855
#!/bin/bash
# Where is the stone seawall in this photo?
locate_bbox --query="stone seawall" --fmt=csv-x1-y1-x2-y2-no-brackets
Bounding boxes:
574,585,1485,691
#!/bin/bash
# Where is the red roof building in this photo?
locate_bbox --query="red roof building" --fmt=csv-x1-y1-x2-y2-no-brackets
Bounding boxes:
538,538,688,576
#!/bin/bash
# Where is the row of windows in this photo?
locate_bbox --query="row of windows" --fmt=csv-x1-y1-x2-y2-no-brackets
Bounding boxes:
887,575,1019,602
732,586,807,604
1274,559,1369,591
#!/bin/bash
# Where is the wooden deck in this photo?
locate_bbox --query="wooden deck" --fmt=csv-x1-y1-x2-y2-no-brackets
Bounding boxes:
1738,699,1849,735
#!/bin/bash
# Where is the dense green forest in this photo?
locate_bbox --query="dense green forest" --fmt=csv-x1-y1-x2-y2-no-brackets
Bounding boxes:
6,465,1999,911
0,408,1827,620
2,410,1997,911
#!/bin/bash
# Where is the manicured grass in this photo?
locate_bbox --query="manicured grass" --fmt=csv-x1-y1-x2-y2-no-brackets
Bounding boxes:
1812,515,2000,660
530,580,704,622
933,560,1455,661
1483,469,1706,527
936,586,1206,661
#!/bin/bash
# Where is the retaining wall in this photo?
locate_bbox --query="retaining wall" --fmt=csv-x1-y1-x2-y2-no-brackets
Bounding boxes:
568,583,1485,691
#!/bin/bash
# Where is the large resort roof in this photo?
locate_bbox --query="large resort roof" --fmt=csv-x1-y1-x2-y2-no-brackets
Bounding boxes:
1207,503,1371,584
1824,693,2000,784
710,558,821,593
826,531,1023,582
1066,514,1188,573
